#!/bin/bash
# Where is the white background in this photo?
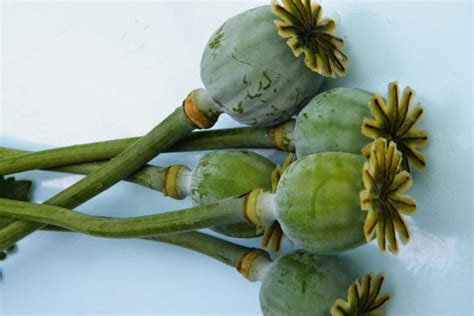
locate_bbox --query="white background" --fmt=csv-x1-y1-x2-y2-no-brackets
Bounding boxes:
1,0,473,315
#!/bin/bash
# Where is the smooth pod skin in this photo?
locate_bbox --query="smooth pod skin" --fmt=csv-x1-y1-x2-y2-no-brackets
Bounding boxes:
295,88,372,157
275,152,366,253
201,6,324,126
191,150,275,237
260,251,353,315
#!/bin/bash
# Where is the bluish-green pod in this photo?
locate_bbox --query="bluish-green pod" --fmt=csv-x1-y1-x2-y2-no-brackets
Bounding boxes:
191,150,275,237
201,6,324,126
275,152,366,253
294,87,372,157
260,251,353,315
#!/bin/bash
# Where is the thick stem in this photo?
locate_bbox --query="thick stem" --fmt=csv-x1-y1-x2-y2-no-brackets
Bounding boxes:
0,149,187,194
0,106,204,250
174,126,275,151
0,217,250,269
148,232,250,268
0,120,295,176
0,217,270,279
0,196,245,238
0,139,140,176
52,163,167,192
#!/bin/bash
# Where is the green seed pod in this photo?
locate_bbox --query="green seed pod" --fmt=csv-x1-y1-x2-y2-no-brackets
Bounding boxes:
295,88,372,157
201,1,348,126
259,251,353,315
291,82,428,173
191,150,275,237
244,138,418,255
275,152,366,253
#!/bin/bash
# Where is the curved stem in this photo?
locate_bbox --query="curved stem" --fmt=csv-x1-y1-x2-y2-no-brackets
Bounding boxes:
0,126,279,176
0,139,139,176
54,162,166,192
0,149,168,192
0,107,199,250
0,196,245,238
0,218,251,269
147,232,251,268
174,126,275,151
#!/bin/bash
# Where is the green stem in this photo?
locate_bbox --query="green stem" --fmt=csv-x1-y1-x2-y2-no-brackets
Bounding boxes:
52,163,166,192
0,148,167,192
0,217,250,268
0,217,15,228
0,148,167,191
147,232,251,268
0,126,278,176
0,195,245,238
175,126,275,151
0,107,199,250
0,139,141,176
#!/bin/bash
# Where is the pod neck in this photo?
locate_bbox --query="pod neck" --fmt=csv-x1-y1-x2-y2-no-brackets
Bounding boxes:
236,248,273,282
271,120,295,152
244,189,277,228
183,89,222,129
162,165,192,200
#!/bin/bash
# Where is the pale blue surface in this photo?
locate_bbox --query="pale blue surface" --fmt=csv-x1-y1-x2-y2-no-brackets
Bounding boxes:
0,1,473,315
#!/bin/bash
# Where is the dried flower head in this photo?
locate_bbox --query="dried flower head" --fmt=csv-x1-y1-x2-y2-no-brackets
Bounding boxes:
360,138,416,255
331,273,390,316
272,0,348,77
362,82,428,171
